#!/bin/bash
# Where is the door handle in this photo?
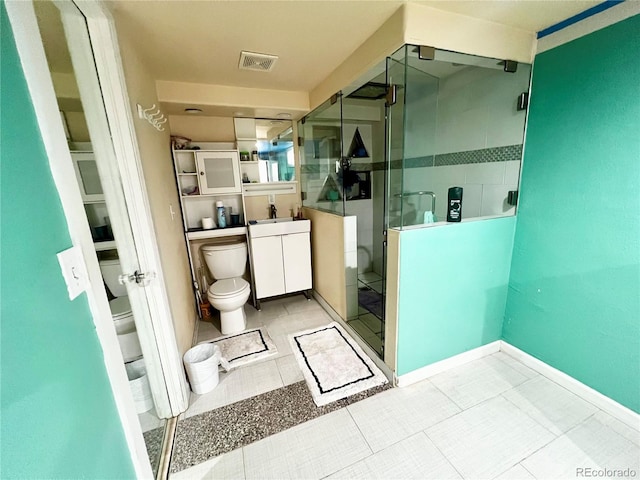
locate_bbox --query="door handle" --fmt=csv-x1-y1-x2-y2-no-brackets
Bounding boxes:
118,270,156,287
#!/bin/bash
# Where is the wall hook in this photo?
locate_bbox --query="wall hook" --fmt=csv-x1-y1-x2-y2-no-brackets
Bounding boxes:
137,103,166,132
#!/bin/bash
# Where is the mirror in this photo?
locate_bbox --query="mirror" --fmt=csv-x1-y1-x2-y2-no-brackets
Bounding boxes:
235,118,295,183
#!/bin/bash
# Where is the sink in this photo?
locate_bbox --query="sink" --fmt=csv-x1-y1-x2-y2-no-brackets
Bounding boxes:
253,217,294,224
248,218,310,238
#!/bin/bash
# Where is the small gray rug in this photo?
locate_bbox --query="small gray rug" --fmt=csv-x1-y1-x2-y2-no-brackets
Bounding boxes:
290,322,388,406
203,328,277,369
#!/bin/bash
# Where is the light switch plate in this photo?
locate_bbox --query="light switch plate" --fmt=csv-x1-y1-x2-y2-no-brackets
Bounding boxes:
57,246,90,300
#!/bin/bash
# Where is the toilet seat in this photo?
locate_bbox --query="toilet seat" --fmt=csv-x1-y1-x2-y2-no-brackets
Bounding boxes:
208,278,250,298
109,296,132,320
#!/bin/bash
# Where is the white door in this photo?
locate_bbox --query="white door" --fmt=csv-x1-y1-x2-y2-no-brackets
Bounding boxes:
282,232,312,293
6,1,189,477
251,236,286,298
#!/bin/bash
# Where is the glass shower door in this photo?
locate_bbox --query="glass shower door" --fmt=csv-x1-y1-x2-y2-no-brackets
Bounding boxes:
387,46,440,229
386,47,408,230
298,96,345,215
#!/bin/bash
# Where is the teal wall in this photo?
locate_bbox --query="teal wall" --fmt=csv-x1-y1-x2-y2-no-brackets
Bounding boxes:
0,4,136,477
396,217,515,375
504,15,640,413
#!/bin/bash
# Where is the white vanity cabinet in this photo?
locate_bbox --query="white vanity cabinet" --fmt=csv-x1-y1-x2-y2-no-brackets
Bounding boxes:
248,220,312,301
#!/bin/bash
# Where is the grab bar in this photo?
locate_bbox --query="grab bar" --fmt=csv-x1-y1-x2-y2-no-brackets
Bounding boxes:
394,191,436,212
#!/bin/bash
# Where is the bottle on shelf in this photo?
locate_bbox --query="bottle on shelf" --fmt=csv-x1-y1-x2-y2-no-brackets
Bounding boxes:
216,201,227,228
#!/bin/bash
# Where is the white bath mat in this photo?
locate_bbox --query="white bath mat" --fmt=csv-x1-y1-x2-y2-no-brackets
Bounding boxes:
290,322,388,406
205,328,277,369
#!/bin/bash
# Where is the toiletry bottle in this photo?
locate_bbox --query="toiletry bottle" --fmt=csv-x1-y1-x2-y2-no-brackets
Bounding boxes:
447,187,463,222
226,206,232,226
216,201,226,228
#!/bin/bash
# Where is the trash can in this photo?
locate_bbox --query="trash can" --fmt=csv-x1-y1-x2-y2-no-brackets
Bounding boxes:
183,344,221,394
125,359,153,413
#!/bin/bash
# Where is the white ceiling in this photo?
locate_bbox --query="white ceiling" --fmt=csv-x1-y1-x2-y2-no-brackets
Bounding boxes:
39,0,603,118
109,0,600,94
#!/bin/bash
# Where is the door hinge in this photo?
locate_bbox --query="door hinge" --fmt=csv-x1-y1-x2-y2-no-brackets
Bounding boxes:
297,136,304,147
385,85,397,107
418,45,435,60
119,270,156,287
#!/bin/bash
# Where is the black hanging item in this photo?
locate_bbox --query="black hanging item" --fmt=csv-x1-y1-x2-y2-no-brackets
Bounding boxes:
339,156,360,189
517,92,529,111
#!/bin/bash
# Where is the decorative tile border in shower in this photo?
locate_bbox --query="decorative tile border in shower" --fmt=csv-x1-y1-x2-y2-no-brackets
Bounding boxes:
299,144,522,174
434,144,523,166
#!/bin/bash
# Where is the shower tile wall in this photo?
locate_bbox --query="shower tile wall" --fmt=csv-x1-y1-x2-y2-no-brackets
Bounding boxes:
344,216,359,320
343,121,385,277
401,159,520,221
346,200,373,273
393,62,530,224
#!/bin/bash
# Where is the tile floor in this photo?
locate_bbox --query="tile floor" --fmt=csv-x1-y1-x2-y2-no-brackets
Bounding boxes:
172,318,640,480
183,294,334,419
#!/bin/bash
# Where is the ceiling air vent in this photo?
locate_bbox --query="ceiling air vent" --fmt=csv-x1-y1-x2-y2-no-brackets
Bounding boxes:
239,51,278,72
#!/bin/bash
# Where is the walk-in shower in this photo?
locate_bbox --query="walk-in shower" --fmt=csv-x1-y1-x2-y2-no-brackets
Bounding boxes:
299,44,531,359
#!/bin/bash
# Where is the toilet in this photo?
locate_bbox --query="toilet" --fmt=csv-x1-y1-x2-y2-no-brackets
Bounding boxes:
201,239,251,335
99,258,143,362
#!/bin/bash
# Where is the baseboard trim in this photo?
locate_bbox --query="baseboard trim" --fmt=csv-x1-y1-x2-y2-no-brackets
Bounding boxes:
499,341,640,430
395,340,640,431
395,341,502,387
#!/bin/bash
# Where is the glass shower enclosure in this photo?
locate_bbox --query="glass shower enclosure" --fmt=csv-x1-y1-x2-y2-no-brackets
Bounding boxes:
299,45,530,359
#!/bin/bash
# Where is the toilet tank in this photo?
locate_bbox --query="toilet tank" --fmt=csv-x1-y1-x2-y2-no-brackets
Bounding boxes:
201,240,247,280
99,259,128,297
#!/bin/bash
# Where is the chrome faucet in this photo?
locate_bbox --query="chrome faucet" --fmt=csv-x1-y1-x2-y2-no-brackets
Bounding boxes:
269,204,277,219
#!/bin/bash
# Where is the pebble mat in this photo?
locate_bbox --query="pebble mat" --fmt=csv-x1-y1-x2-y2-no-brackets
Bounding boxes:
170,380,391,473
143,426,164,476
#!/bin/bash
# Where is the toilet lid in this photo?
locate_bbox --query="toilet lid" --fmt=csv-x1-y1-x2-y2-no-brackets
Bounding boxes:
209,278,249,298
110,296,132,318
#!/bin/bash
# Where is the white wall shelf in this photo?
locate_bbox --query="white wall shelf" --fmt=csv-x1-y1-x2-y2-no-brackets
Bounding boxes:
186,226,247,240
94,240,117,251
242,181,298,197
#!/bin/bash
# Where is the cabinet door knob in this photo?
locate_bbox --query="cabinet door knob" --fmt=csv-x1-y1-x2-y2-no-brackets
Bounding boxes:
200,171,204,175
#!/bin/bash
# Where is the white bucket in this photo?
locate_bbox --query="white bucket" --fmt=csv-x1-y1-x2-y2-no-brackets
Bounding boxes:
125,359,153,413
183,344,221,394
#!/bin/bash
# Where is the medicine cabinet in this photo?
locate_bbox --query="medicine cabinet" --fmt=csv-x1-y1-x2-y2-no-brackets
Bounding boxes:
72,151,104,202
